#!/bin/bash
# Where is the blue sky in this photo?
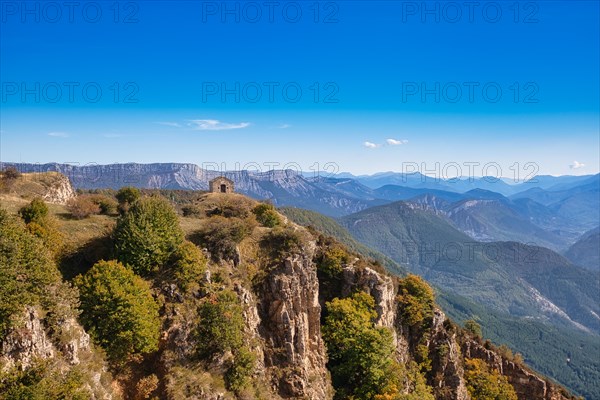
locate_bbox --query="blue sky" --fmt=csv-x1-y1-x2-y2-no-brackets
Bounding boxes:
1,1,598,176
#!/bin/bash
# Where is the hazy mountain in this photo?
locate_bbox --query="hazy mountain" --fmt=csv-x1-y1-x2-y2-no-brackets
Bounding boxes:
511,175,600,233
564,227,600,271
444,198,567,250
337,171,598,196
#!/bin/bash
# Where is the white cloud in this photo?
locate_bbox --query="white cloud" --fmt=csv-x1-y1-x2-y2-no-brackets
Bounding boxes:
386,138,408,145
363,141,379,149
103,133,123,138
570,161,585,169
155,121,183,128
188,119,250,131
278,124,291,129
48,132,69,138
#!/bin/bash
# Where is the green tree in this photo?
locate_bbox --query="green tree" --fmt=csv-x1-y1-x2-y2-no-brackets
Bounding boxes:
252,203,281,227
170,241,207,293
19,197,48,224
114,197,184,276
17,198,63,256
465,319,483,339
323,292,404,400
196,289,244,358
397,275,435,328
464,358,518,400
0,209,62,339
75,260,160,362
225,346,256,393
116,186,141,214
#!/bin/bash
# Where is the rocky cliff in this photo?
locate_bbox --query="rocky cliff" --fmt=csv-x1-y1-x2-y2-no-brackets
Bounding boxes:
0,191,581,400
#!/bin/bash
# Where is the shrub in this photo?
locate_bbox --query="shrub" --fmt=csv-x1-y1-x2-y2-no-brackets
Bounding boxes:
91,194,118,215
225,346,256,393
75,260,161,363
397,274,435,328
204,196,253,219
196,289,244,358
317,244,349,280
259,226,309,262
464,319,482,339
19,197,48,224
464,358,518,400
0,209,62,339
0,360,89,400
116,186,141,214
114,197,184,276
193,216,252,262
17,198,63,257
2,166,21,181
67,195,102,219
252,203,281,227
170,241,207,293
182,204,203,218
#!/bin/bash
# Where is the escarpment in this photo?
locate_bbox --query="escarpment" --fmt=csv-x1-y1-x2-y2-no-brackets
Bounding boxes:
0,190,583,400
255,253,333,399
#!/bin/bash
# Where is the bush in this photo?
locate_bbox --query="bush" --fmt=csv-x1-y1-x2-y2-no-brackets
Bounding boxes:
19,197,49,224
225,346,256,393
18,198,63,257
67,195,102,219
114,197,184,276
196,289,244,358
204,196,253,219
252,203,281,228
91,194,118,215
464,358,518,400
193,216,252,262
464,319,482,339
170,241,207,293
259,226,309,262
397,274,435,328
116,186,141,214
181,204,203,218
2,166,21,180
317,244,349,280
75,260,161,363
0,209,62,339
0,360,89,400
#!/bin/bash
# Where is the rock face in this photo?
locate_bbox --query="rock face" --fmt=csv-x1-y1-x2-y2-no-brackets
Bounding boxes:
255,252,333,399
0,307,55,371
426,309,470,400
42,172,76,204
0,307,114,399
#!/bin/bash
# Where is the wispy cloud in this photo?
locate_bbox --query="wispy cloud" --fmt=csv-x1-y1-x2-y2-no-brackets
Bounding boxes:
155,121,183,128
187,119,250,131
277,123,291,129
103,133,123,138
48,132,69,138
386,138,408,145
364,138,409,148
570,161,585,169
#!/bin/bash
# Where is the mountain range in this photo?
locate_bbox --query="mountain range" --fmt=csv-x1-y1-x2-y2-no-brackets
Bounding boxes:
5,163,598,251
